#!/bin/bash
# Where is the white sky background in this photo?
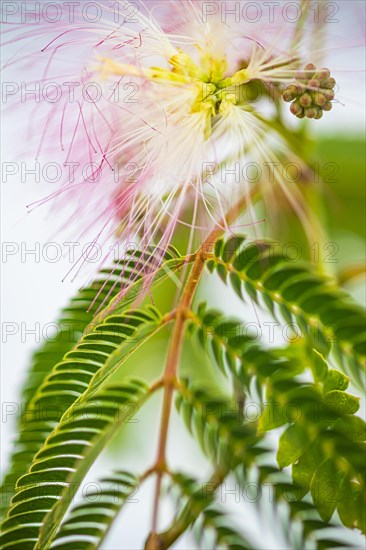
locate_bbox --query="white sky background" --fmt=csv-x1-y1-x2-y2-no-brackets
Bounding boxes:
1,1,365,548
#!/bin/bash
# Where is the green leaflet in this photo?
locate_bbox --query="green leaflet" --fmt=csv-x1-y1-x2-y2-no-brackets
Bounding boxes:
310,458,345,523
337,477,366,533
292,441,323,498
195,508,253,550
49,470,137,550
0,380,149,550
159,470,255,549
190,304,303,397
323,369,350,393
276,424,309,469
175,380,261,470
171,471,254,548
208,236,366,385
323,390,360,415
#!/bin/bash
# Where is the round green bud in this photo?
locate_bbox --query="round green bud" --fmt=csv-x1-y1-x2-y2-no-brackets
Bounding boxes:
314,108,323,119
304,63,316,70
295,82,306,94
283,91,294,102
322,101,333,111
314,92,327,106
297,112,306,119
308,79,320,89
305,107,317,119
324,77,336,89
324,89,335,101
315,68,330,80
282,84,298,102
290,102,303,116
299,92,312,107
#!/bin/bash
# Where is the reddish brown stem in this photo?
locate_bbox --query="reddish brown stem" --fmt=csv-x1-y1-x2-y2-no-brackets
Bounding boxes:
147,186,261,547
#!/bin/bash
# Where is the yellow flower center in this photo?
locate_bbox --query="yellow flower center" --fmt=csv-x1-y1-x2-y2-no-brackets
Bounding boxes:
98,48,250,139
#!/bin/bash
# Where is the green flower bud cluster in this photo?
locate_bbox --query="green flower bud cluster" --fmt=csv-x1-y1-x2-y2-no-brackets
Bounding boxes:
283,63,336,119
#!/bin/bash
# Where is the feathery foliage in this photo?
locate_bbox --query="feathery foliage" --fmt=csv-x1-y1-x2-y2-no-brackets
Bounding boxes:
1,380,149,550
208,236,366,384
50,471,137,550
2,238,365,550
0,247,184,517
